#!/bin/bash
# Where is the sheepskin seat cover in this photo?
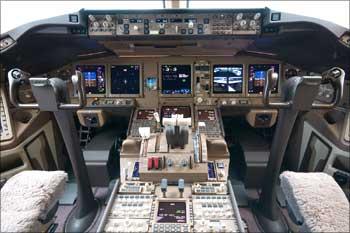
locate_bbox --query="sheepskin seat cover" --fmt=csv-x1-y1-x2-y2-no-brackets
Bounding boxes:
280,171,349,233
1,170,67,232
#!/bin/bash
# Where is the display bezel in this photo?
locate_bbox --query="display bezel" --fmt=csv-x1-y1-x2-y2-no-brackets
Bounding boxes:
246,63,282,97
109,63,143,98
74,64,107,97
159,63,193,98
210,64,245,97
153,200,190,225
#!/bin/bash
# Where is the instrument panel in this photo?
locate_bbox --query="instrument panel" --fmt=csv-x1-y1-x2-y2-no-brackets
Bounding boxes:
73,61,283,102
87,10,263,36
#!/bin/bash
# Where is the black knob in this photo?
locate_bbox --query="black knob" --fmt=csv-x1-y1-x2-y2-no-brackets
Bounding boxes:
159,28,165,34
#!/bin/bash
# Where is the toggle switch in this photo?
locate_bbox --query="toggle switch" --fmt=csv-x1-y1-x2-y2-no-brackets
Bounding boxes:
178,179,185,198
161,178,168,198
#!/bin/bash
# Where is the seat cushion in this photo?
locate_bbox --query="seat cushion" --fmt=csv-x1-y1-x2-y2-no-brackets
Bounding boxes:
280,171,349,232
1,170,67,232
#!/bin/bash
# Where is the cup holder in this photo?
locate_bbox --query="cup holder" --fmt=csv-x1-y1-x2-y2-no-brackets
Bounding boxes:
13,111,33,124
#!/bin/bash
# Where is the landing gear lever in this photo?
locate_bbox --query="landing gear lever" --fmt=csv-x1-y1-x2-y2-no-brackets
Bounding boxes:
8,69,98,233
254,67,345,232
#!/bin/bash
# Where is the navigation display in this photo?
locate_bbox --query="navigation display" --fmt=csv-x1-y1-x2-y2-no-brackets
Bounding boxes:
161,106,191,119
136,109,155,120
213,65,243,94
161,65,191,95
248,64,280,94
198,110,216,121
111,65,140,95
157,201,187,223
76,65,105,94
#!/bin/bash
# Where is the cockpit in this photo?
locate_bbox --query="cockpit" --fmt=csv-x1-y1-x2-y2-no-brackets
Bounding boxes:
1,1,349,232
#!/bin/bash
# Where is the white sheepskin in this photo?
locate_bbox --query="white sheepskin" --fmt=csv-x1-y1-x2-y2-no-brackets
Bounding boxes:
1,170,68,232
280,171,350,233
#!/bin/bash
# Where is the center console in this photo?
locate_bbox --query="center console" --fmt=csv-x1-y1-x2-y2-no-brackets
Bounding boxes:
97,105,244,232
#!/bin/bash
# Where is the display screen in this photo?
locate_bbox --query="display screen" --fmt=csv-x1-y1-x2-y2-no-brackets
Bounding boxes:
161,65,192,95
213,65,243,93
76,65,105,94
157,201,187,223
161,106,191,119
132,162,139,178
197,110,216,121
248,64,280,94
110,65,140,95
136,109,155,120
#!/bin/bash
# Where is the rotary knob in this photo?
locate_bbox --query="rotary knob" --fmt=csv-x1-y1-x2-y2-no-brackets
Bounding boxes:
105,14,112,22
240,20,247,29
167,159,173,167
93,21,100,28
254,12,261,20
102,21,109,28
88,15,96,22
249,20,256,29
197,97,203,103
180,159,188,167
236,13,243,21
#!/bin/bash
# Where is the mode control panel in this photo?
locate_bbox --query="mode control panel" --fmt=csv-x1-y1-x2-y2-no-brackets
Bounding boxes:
88,11,262,36
87,98,135,108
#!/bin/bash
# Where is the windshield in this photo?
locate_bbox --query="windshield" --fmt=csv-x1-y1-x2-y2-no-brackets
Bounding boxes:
1,0,349,33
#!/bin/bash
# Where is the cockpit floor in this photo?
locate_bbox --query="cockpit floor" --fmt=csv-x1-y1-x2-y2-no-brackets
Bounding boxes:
54,187,109,232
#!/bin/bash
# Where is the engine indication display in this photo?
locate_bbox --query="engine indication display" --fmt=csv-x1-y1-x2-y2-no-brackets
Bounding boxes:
76,65,106,94
248,64,280,94
111,65,140,95
213,65,243,94
161,65,192,95
136,109,155,120
157,201,187,223
198,110,216,121
161,106,191,119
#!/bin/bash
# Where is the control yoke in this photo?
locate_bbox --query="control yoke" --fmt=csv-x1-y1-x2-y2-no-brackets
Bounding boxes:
263,67,345,108
255,67,345,232
8,68,86,109
8,69,98,233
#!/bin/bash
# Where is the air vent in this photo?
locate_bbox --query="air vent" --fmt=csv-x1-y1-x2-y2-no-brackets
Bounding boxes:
132,42,198,49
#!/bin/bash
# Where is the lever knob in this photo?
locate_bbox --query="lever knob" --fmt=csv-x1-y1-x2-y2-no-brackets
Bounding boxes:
161,178,167,197
178,179,185,198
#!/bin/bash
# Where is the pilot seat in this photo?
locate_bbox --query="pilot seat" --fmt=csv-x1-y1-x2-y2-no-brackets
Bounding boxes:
1,170,67,232
280,171,350,232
